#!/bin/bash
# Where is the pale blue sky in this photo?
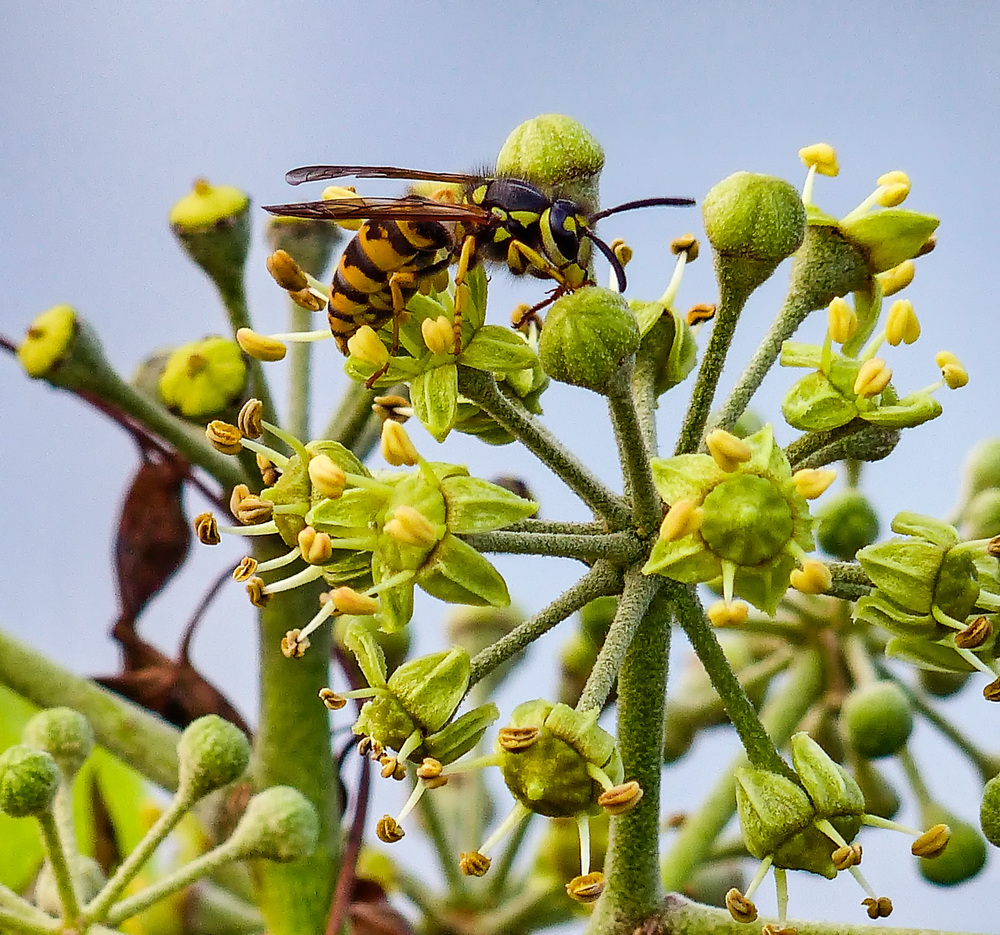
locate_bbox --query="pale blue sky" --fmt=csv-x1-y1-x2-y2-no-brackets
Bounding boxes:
2,2,998,929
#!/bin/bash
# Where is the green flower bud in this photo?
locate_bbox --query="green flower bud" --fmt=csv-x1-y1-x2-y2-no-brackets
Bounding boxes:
496,114,604,213
0,745,60,817
538,287,640,393
386,647,470,734
734,767,815,862
36,855,105,914
228,786,319,862
961,488,1000,540
22,708,94,778
169,179,251,295
959,438,1000,503
682,860,747,909
980,774,1000,846
630,301,698,397
441,474,538,534
918,807,986,886
158,336,247,419
852,757,901,820
816,489,880,560
840,682,913,759
266,215,342,277
177,715,251,802
918,667,972,698
415,532,511,608
702,173,806,297
500,701,621,818
579,596,617,645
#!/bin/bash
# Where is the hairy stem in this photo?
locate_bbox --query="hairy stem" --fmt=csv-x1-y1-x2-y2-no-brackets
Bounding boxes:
460,530,644,564
286,302,312,440
0,627,181,790
660,648,824,891
458,367,630,527
468,561,623,688
673,586,798,782
586,583,671,933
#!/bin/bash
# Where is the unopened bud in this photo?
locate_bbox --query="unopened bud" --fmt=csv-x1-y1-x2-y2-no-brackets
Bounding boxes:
177,715,251,802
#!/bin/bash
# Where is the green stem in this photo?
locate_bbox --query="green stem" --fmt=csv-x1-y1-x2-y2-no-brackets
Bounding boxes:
828,561,873,600
321,380,379,452
631,337,661,454
458,367,631,527
586,582,671,932
785,421,901,472
656,892,980,935
674,273,752,455
415,786,465,894
487,811,533,899
897,748,933,808
36,810,81,926
673,586,798,782
710,290,817,435
286,302,312,440
660,648,824,892
0,627,181,790
251,549,339,935
218,278,277,427
577,566,661,713
606,358,662,536
85,791,193,922
504,519,610,535
468,561,623,688
0,907,58,935
460,530,644,564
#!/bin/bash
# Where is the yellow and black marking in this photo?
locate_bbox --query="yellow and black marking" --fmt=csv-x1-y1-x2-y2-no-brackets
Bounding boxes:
263,163,694,369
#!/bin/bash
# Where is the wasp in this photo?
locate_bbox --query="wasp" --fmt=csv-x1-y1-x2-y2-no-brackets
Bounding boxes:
263,164,694,361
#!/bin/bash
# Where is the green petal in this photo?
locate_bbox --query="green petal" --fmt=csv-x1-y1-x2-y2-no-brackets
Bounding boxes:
342,619,388,688
643,535,721,582
308,488,387,533
650,454,724,503
458,326,538,372
411,364,459,442
417,533,510,606
441,475,538,533
840,209,939,274
731,554,797,615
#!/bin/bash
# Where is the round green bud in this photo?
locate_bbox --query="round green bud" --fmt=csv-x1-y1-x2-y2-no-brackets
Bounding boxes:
701,474,794,566
980,774,1000,847
538,287,639,393
816,489,881,561
158,336,247,419
961,488,1000,540
631,302,698,397
918,667,971,698
22,708,94,778
496,114,604,213
682,859,746,909
177,715,251,802
228,786,319,862
0,745,60,817
919,808,987,885
579,596,617,645
840,681,913,759
702,173,806,262
36,855,105,914
960,438,1000,502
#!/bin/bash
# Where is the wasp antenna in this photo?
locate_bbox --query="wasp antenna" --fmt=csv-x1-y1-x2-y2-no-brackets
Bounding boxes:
585,231,628,293
589,195,695,224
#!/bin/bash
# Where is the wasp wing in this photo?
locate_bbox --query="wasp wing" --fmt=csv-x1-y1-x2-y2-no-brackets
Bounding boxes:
285,165,486,186
262,195,493,223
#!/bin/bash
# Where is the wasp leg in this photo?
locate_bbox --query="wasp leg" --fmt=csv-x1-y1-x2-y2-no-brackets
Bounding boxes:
363,271,418,389
451,234,478,354
506,240,573,289
511,286,567,332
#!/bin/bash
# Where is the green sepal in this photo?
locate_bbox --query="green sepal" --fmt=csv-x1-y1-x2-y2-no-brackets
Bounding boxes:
344,353,423,388
884,636,982,672
371,554,414,633
377,470,448,573
343,618,388,688
411,364,458,441
730,553,800,616
782,370,858,432
387,647,470,733
860,391,942,429
423,703,500,765
632,302,698,395
935,548,982,621
735,767,815,860
544,704,616,770
790,732,865,819
441,475,538,533
459,326,538,373
840,209,939,274
856,538,944,615
642,534,720,582
417,533,510,607
853,592,941,639
262,456,311,546
650,454,725,504
308,487,386,537
890,512,960,549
